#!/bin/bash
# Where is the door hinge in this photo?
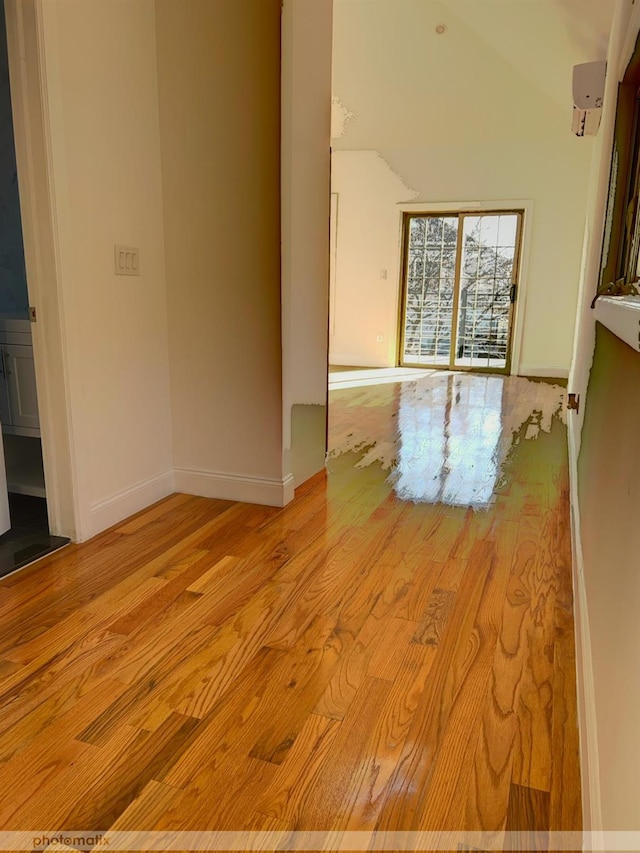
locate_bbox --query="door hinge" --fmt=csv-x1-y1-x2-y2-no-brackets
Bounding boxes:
509,284,518,303
29,306,37,323
567,393,580,413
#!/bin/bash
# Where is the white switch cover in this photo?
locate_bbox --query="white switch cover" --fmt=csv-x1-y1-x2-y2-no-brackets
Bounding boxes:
115,245,140,276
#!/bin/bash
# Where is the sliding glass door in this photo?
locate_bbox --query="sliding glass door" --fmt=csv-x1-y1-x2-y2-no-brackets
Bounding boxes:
399,211,523,373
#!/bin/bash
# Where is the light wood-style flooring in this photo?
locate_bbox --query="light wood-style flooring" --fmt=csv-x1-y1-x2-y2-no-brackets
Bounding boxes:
0,372,578,849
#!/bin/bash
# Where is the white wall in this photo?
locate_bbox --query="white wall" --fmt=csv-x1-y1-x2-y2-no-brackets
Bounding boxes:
38,0,173,540
566,0,640,832
569,0,636,446
156,0,287,507
330,151,417,367
281,0,333,487
330,0,612,376
9,0,304,540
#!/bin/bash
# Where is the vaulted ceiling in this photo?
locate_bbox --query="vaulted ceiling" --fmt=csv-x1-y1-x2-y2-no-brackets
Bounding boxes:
332,0,617,148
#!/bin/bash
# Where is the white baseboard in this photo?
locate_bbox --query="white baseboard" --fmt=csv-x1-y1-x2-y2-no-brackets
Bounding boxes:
87,468,175,541
84,466,295,542
283,473,295,505
518,364,570,379
174,467,295,508
567,418,603,837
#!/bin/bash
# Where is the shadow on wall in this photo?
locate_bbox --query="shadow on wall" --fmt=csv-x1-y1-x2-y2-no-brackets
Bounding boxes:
578,323,640,830
555,0,615,59
330,150,417,368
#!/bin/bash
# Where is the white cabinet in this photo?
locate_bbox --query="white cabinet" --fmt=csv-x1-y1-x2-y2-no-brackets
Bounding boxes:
0,344,40,434
0,363,9,429
0,320,40,438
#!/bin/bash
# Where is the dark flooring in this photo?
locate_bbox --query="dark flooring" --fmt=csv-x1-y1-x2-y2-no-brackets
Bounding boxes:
0,493,69,579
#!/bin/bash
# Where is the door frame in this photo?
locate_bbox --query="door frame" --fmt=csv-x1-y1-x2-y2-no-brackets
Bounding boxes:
393,199,534,376
4,0,79,539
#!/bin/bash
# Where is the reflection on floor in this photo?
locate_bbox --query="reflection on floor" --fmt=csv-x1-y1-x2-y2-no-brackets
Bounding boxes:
0,493,69,579
330,371,566,507
404,354,506,370
0,371,579,844
329,366,437,390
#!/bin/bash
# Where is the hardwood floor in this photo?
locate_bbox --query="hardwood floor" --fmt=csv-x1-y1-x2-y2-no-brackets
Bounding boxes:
0,371,578,850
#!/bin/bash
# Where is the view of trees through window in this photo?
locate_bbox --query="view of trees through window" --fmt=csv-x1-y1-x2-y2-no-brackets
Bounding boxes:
401,212,520,371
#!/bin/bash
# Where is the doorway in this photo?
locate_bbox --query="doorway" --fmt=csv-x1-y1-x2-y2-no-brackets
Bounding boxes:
398,210,524,373
0,0,68,575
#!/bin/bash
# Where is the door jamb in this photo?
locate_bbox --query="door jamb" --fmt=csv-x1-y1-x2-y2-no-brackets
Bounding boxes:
4,0,79,539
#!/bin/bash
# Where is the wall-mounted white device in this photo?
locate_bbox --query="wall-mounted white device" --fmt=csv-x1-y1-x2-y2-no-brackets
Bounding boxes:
572,60,607,137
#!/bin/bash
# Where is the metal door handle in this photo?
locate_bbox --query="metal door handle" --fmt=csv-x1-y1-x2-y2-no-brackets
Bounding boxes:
509,284,518,304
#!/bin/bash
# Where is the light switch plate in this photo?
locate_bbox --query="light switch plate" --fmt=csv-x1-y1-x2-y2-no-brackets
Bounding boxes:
115,245,140,276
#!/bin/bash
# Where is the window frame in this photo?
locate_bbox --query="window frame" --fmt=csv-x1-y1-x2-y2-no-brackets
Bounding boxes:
396,209,525,375
600,39,640,291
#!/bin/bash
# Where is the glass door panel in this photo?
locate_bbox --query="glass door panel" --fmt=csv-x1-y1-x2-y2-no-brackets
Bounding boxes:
454,213,520,371
402,215,459,366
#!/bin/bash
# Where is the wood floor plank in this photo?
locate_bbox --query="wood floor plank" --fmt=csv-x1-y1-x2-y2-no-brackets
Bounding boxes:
247,616,342,764
417,520,519,834
454,507,562,838
165,555,330,719
0,679,131,826
0,501,249,665
312,506,433,718
63,714,200,831
263,511,402,652
0,497,239,634
105,551,213,635
395,559,444,622
76,623,220,745
186,555,241,594
0,629,128,734
0,663,127,766
377,517,519,832
0,659,23,680
412,588,457,647
549,503,582,831
115,493,196,535
549,607,582,832
312,612,384,720
509,513,559,792
507,782,550,829
256,713,341,824
159,754,278,831
104,779,182,831
337,644,437,832
374,549,491,831
3,574,167,665
290,675,394,830
93,532,318,699
157,646,284,790
367,616,419,681
0,372,578,839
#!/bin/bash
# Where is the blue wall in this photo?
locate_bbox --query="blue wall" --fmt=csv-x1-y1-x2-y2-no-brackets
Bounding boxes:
0,2,28,319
